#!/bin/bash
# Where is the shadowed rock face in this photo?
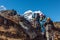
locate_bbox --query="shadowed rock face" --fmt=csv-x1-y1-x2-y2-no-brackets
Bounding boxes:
0,10,28,40
0,10,60,40
0,10,36,40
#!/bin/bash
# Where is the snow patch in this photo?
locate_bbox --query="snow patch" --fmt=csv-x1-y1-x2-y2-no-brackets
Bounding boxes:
0,5,6,11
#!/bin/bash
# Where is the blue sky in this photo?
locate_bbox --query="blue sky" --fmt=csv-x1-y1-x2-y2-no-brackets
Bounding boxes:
0,0,60,22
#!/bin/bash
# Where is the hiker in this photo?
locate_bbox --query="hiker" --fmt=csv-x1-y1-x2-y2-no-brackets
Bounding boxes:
44,17,55,40
32,12,41,31
40,13,46,36
32,11,46,33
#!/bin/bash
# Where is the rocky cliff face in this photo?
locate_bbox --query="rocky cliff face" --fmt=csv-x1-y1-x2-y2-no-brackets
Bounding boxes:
0,10,28,40
0,10,60,40
54,22,60,28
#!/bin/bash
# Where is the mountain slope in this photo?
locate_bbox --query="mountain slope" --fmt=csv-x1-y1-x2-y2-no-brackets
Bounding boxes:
0,10,60,40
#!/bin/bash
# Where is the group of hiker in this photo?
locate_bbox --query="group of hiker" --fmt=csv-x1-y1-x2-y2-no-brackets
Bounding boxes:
23,10,55,39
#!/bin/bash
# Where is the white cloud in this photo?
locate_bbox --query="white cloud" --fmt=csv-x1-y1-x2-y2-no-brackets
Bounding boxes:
23,10,44,21
33,10,43,14
0,5,6,11
24,10,32,15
